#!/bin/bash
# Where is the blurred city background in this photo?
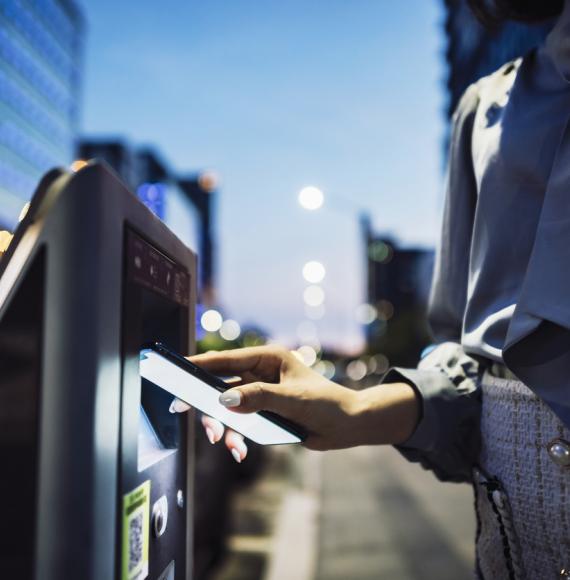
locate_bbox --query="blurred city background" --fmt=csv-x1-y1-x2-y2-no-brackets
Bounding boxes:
0,1,555,578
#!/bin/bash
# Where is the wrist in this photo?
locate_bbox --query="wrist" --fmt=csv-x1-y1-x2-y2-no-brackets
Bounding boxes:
350,382,421,446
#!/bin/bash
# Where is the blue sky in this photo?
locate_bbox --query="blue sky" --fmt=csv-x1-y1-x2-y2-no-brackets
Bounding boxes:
81,0,447,353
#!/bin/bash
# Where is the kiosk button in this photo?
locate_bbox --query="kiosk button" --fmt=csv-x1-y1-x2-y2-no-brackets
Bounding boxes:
152,495,169,538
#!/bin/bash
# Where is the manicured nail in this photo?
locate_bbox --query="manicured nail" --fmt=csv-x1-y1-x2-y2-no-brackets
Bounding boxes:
205,427,215,445
219,390,242,408
231,448,242,463
232,438,248,456
169,398,189,414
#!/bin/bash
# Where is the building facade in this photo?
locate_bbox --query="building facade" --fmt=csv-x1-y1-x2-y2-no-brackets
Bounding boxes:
443,0,554,117
362,216,434,367
78,139,217,304
0,0,84,228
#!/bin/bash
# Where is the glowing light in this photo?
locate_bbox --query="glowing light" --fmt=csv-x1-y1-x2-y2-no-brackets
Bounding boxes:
18,202,30,222
198,172,219,192
220,319,241,341
201,309,223,332
297,320,317,342
368,241,393,263
368,354,389,375
305,304,326,320
0,231,13,253
355,303,377,324
297,345,318,367
303,285,325,307
377,300,394,320
70,159,88,172
346,359,367,381
298,186,324,211
302,261,326,284
313,360,336,379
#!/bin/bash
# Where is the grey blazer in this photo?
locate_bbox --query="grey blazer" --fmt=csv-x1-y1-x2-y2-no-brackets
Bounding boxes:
384,36,570,481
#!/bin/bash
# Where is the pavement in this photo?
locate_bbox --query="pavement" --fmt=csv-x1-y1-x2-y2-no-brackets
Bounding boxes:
213,444,475,580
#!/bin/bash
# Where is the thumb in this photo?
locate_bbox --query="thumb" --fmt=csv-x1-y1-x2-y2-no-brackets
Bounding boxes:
219,382,297,417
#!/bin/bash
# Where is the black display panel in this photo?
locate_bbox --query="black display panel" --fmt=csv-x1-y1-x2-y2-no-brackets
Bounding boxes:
0,249,45,579
118,228,190,580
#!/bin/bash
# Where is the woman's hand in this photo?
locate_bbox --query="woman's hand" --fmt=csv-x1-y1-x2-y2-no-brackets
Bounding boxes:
169,390,248,464
172,345,420,457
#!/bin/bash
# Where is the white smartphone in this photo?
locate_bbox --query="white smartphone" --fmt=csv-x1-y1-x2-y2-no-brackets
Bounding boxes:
139,343,305,445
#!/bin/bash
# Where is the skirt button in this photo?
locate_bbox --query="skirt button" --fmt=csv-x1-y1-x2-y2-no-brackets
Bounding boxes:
547,439,570,467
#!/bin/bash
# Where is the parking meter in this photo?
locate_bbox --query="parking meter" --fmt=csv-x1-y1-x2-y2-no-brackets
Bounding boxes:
0,162,197,580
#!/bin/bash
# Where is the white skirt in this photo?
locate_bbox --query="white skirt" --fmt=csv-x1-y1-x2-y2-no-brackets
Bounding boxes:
474,371,570,579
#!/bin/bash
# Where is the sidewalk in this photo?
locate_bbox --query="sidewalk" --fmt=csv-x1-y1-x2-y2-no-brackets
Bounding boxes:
213,445,475,580
316,446,475,579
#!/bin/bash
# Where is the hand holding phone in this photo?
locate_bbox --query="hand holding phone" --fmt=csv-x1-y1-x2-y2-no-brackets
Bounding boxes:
140,343,305,445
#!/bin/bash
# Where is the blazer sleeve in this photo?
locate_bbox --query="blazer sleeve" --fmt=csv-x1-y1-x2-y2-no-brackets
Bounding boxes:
382,83,484,483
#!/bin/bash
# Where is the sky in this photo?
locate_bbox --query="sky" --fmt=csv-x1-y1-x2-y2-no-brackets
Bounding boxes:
81,0,447,353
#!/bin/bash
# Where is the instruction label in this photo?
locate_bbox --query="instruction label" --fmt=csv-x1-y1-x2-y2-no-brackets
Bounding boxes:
122,480,151,580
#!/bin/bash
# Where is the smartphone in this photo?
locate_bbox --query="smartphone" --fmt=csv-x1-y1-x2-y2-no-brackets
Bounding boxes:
139,342,305,445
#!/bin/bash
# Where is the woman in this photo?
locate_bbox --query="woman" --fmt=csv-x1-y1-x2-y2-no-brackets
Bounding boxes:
175,1,570,576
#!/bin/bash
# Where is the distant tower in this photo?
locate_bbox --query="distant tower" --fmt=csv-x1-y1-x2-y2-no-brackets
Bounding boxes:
0,0,85,228
361,214,434,366
78,138,218,304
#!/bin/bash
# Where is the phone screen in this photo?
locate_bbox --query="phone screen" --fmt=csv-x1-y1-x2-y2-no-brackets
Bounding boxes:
139,346,303,445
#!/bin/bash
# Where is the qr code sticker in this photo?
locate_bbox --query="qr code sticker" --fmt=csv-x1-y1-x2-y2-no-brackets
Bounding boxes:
129,512,144,572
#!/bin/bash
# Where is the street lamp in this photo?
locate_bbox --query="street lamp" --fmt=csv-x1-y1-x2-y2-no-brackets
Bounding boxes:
302,260,326,284
298,186,324,211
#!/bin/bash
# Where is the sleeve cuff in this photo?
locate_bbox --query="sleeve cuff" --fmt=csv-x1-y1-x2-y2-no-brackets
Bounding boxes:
382,367,450,453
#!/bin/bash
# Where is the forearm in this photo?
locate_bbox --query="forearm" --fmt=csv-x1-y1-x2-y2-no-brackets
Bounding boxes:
349,382,421,447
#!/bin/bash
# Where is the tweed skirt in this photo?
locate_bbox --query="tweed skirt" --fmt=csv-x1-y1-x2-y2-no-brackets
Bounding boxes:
474,371,570,579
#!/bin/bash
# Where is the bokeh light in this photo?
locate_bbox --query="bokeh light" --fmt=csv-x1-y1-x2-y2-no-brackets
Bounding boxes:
303,285,325,307
368,354,390,375
200,309,223,332
298,186,324,210
70,159,88,172
198,171,219,192
355,303,377,324
297,345,318,366
367,241,393,263
377,300,395,321
220,319,241,341
0,231,13,253
302,260,326,284
346,359,367,381
313,360,336,379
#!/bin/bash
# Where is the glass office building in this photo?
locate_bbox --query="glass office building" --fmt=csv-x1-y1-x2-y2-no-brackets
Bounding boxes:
0,0,84,229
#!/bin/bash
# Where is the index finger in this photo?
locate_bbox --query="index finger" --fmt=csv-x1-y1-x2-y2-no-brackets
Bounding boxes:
188,346,266,376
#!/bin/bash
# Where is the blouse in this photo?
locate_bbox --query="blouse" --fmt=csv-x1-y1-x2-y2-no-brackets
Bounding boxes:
385,3,570,482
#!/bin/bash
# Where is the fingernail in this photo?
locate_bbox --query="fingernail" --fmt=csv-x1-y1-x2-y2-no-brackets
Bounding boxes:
231,448,242,463
170,399,188,413
233,438,248,456
205,427,215,445
219,390,242,408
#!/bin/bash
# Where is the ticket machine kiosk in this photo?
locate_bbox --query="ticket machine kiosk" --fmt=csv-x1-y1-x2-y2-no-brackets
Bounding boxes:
0,162,197,580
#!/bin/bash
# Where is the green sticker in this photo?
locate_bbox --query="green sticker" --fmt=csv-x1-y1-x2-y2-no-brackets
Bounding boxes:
122,480,151,580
